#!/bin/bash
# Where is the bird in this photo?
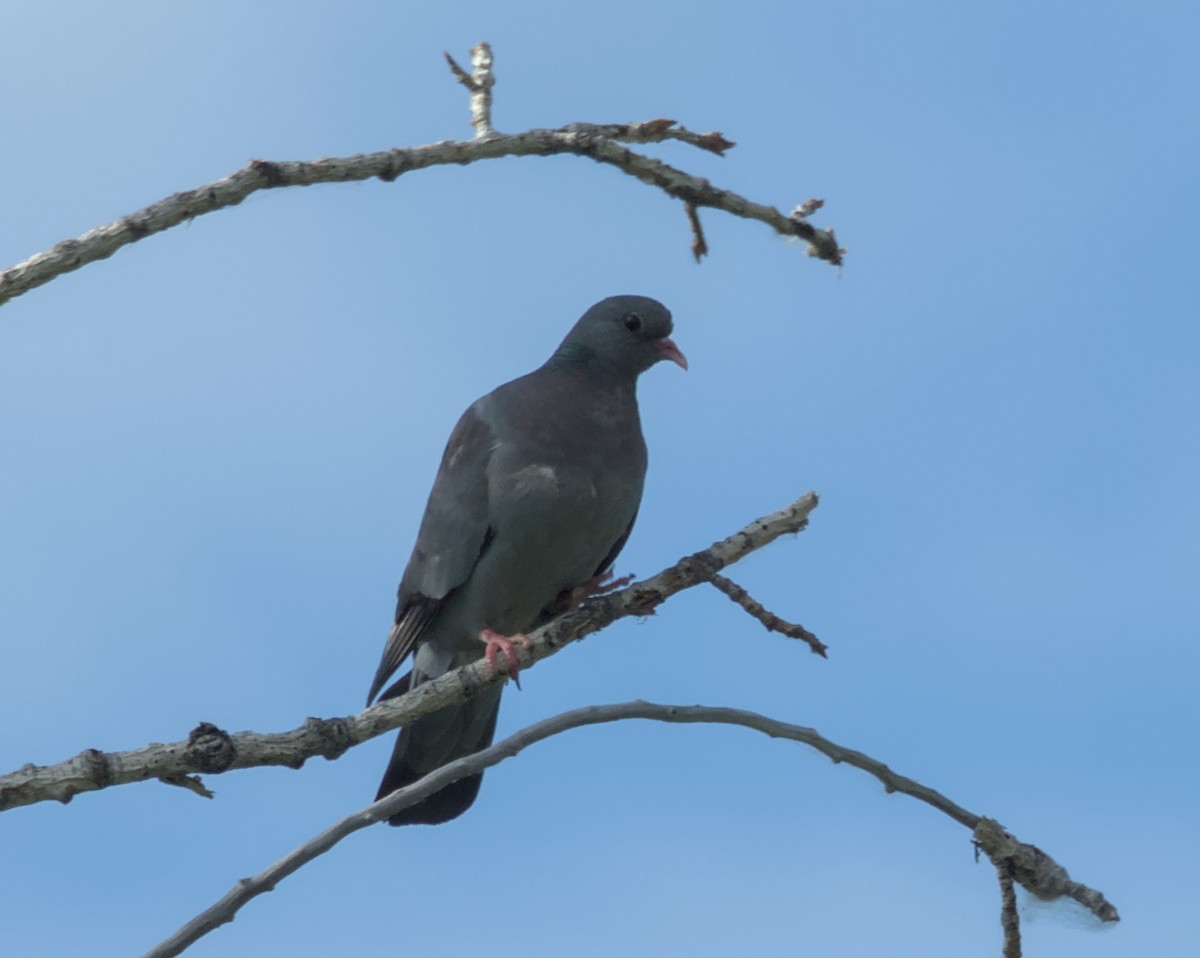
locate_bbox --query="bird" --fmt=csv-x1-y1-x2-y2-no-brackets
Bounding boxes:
367,294,686,826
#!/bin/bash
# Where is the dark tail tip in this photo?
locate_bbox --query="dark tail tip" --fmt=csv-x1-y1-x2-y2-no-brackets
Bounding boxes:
374,689,501,827
377,772,486,826
369,670,413,708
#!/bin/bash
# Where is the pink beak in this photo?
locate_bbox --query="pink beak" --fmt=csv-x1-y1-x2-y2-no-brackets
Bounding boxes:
658,337,688,370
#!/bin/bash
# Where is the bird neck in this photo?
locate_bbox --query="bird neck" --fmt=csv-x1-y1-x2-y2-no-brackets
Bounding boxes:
545,344,638,390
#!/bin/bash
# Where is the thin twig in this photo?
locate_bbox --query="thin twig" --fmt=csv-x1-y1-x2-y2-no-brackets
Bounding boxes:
567,119,736,155
444,42,496,136
468,42,496,136
684,201,709,262
442,50,473,88
157,774,214,799
792,198,825,218
0,494,819,812
709,573,827,656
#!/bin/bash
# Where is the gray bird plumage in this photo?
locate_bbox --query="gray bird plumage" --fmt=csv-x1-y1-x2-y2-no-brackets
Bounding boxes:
369,294,685,826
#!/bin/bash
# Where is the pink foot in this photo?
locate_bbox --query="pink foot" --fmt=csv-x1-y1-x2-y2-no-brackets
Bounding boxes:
481,628,531,689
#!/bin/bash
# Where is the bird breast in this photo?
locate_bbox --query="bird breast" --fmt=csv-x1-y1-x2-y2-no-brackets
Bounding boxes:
511,463,564,493
449,453,637,639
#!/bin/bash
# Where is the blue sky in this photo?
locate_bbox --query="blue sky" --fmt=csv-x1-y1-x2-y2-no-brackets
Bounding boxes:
1,2,1196,955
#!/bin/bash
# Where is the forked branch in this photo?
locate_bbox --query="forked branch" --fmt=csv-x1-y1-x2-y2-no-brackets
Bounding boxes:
0,493,820,811
0,44,842,310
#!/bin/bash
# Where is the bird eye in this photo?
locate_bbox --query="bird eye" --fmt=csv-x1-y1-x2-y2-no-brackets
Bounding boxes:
623,313,643,332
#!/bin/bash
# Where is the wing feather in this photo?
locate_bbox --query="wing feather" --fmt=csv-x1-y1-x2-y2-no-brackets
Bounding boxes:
366,404,496,704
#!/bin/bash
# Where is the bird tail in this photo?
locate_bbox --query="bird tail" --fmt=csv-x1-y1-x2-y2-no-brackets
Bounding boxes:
374,674,503,826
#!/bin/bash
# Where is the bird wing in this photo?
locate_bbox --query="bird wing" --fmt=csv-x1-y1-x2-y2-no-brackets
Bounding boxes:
367,403,497,704
593,506,639,579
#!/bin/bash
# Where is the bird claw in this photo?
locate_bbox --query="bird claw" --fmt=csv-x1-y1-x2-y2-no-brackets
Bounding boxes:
480,628,531,690
592,571,636,594
575,570,635,602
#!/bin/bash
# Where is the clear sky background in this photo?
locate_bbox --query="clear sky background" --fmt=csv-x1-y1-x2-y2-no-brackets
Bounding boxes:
1,3,1195,956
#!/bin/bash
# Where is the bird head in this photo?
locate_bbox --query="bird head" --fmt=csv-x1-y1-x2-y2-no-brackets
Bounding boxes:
555,295,688,377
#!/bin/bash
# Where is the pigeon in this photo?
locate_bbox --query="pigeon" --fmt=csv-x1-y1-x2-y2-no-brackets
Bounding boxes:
367,294,686,826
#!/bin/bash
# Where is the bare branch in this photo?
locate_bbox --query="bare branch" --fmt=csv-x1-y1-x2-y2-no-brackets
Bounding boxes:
0,131,839,309
709,573,827,656
442,49,474,88
157,774,214,799
0,493,819,812
567,119,736,155
684,201,709,262
792,198,825,218
995,861,1022,958
143,700,1117,958
444,42,496,137
789,198,843,265
973,817,1119,924
0,49,840,310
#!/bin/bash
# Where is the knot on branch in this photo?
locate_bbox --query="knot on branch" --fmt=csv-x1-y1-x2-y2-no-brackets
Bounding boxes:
679,547,724,582
788,202,845,266
81,747,114,790
184,722,237,774
376,150,412,183
302,716,356,761
120,216,150,239
973,817,1120,923
249,159,286,187
560,125,604,157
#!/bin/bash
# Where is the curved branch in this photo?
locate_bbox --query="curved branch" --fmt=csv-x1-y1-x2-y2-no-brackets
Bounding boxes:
0,493,819,812
0,128,839,309
0,45,841,310
143,700,1117,958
